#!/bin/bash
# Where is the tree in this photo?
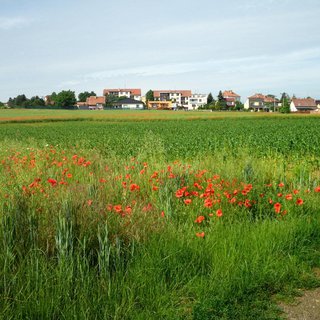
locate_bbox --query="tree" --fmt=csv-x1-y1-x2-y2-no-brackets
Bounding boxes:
105,94,120,107
280,92,290,101
207,92,213,104
54,90,76,108
29,96,45,107
0,101,5,109
6,94,28,108
279,92,290,113
145,90,154,102
216,90,227,110
78,91,96,102
234,101,244,111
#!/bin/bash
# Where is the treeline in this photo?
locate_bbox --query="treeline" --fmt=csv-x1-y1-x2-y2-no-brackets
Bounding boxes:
3,90,79,109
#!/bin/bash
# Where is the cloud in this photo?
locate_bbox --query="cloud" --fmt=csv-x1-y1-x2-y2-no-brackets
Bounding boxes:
0,17,30,30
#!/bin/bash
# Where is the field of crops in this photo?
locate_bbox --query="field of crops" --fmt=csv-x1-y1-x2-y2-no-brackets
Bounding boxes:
1,111,320,319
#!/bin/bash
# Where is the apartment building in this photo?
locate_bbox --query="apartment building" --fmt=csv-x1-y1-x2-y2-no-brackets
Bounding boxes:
103,88,142,101
153,90,192,108
188,93,208,110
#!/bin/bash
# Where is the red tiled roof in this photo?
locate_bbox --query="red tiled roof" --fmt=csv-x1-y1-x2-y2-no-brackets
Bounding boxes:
86,96,105,106
103,88,141,96
223,90,240,98
292,98,316,108
153,90,192,98
248,93,266,100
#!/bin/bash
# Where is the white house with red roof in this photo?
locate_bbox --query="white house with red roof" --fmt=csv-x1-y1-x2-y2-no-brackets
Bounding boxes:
290,98,317,112
244,93,279,111
153,90,192,108
222,90,241,108
103,88,142,101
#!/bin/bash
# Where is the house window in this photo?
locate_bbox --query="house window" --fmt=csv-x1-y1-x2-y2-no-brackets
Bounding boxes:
136,105,140,108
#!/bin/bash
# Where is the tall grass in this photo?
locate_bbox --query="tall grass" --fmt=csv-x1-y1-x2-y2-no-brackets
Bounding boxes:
1,139,320,319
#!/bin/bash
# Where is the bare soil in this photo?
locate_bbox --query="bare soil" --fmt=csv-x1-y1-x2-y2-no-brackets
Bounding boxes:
279,269,320,320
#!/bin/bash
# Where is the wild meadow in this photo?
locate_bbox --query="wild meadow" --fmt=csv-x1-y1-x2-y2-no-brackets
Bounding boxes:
1,110,320,319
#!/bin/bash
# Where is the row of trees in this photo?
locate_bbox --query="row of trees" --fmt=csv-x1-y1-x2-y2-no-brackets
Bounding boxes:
4,90,81,109
6,95,46,108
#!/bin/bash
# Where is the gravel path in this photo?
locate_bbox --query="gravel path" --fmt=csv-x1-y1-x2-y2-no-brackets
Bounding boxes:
280,288,320,320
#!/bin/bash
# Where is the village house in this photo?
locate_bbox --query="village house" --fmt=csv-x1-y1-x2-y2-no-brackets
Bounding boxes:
153,90,192,108
244,94,279,111
187,93,208,110
290,98,317,112
111,98,144,110
222,90,241,108
77,96,105,110
87,96,105,110
103,88,142,101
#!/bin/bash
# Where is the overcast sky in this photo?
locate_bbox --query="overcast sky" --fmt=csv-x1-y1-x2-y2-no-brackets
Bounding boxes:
0,0,319,101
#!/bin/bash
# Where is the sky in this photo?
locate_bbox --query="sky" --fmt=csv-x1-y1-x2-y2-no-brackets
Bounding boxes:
0,0,320,102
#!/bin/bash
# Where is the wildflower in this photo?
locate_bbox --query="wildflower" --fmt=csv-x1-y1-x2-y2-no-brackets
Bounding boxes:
194,215,205,224
161,211,165,217
216,209,223,217
244,199,251,208
184,199,192,205
196,232,205,238
151,171,158,179
285,194,293,200
274,202,281,214
125,206,132,214
296,198,304,206
114,205,122,213
66,173,72,178
314,186,320,193
175,187,186,198
204,198,213,208
130,183,140,191
87,199,93,206
47,178,57,187
293,189,299,195
278,182,285,187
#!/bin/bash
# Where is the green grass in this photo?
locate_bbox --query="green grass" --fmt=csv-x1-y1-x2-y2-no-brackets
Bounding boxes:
1,113,320,319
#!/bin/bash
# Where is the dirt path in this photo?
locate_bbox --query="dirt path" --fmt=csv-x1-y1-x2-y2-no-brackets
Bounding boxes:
279,288,320,320
279,269,320,319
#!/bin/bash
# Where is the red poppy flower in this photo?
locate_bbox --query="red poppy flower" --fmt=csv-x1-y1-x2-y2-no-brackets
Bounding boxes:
184,199,192,205
296,198,304,206
285,194,293,200
130,184,140,191
315,186,320,193
47,178,57,187
194,215,205,224
278,182,284,187
216,209,223,217
196,232,205,238
274,202,281,214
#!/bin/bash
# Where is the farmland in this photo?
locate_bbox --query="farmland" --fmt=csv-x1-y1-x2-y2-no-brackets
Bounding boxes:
1,110,320,319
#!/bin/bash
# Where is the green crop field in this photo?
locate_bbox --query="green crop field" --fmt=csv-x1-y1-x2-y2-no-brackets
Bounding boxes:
1,110,320,319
